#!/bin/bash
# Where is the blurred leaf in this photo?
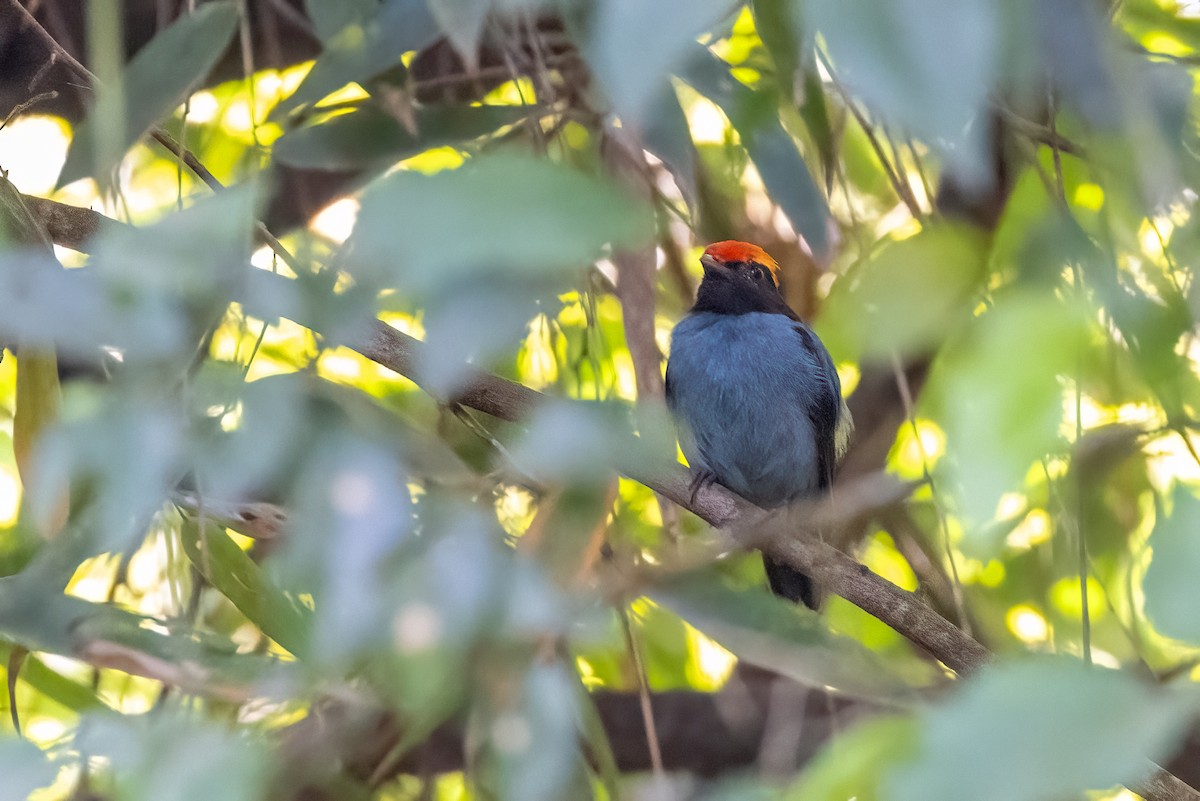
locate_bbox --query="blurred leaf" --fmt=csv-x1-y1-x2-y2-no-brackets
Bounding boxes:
273,0,438,117
28,395,183,555
188,370,307,501
478,661,585,801
509,400,675,486
369,505,512,738
282,431,416,661
418,281,546,394
752,0,803,95
786,716,917,801
0,735,56,801
1144,488,1200,644
274,104,527,170
349,153,652,293
0,642,100,713
13,350,65,540
58,2,239,186
0,186,254,364
304,0,376,41
180,519,311,657
77,711,269,801
1038,0,1116,128
680,50,831,256
0,575,284,695
348,155,651,392
650,568,937,700
587,0,733,127
820,225,987,359
805,0,1001,181
641,86,699,208
887,658,1196,801
798,68,837,193
426,0,490,68
0,177,66,539
937,290,1092,539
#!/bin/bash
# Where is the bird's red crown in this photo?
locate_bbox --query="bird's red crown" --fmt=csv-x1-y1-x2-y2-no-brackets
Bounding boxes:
703,241,780,283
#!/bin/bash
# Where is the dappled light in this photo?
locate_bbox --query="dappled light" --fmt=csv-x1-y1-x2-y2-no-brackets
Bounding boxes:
0,1,1199,801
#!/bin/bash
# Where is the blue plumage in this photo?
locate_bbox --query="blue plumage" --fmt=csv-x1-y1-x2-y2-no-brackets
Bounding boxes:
665,241,851,608
668,312,826,506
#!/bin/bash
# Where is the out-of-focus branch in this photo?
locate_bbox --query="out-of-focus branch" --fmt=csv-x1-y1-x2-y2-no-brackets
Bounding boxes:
280,666,872,791
603,133,666,403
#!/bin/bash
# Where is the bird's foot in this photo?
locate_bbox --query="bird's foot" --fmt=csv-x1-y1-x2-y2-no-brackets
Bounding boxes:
688,468,719,506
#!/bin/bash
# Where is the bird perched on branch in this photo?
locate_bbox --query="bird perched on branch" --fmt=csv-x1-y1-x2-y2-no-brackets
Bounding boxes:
666,241,852,608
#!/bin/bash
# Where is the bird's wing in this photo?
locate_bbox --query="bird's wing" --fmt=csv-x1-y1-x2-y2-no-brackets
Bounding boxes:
664,359,676,409
792,323,844,490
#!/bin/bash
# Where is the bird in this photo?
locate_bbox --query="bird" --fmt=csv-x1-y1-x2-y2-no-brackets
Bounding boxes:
665,240,852,608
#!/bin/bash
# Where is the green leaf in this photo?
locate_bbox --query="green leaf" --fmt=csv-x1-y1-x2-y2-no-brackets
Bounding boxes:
347,154,651,392
491,663,584,801
274,105,527,170
1144,488,1200,644
820,225,988,359
350,154,652,293
587,0,734,127
641,86,699,209
887,659,1196,801
273,0,438,117
649,568,937,701
77,711,269,801
304,0,376,41
751,0,803,95
785,716,918,801
0,735,56,801
0,642,100,713
0,573,284,694
798,68,837,193
680,50,831,256
58,2,240,186
180,519,311,657
805,0,1001,178
936,289,1092,538
281,430,418,662
426,0,491,68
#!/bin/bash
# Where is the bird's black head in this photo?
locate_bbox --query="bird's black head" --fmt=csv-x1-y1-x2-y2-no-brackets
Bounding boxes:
691,240,793,317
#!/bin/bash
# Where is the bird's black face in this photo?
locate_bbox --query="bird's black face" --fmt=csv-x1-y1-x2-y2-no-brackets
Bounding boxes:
692,255,790,317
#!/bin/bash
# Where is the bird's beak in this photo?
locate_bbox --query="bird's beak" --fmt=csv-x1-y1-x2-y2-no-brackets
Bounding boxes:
700,254,724,275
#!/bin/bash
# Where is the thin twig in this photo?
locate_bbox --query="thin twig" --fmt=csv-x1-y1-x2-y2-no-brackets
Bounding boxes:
890,351,969,636
618,604,665,780
816,49,922,219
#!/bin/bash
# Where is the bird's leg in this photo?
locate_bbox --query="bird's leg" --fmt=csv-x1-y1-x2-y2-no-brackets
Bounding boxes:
688,468,719,506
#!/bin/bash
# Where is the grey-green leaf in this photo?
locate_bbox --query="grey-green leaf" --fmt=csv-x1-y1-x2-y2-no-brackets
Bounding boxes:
58,2,239,187
0,736,56,801
888,659,1196,801
347,153,653,295
1144,488,1200,644
679,50,831,257
274,105,527,171
273,0,438,117
650,568,937,701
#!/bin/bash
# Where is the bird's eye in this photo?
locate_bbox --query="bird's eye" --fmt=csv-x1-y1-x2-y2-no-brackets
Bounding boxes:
748,266,764,281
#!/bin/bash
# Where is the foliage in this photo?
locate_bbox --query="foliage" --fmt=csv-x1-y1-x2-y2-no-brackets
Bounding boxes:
1,0,1200,799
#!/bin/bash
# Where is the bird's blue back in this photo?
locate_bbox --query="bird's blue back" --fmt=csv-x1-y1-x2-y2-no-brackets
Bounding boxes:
666,311,834,508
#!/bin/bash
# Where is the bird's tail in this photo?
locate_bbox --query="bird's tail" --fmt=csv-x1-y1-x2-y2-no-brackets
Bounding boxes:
763,554,819,609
